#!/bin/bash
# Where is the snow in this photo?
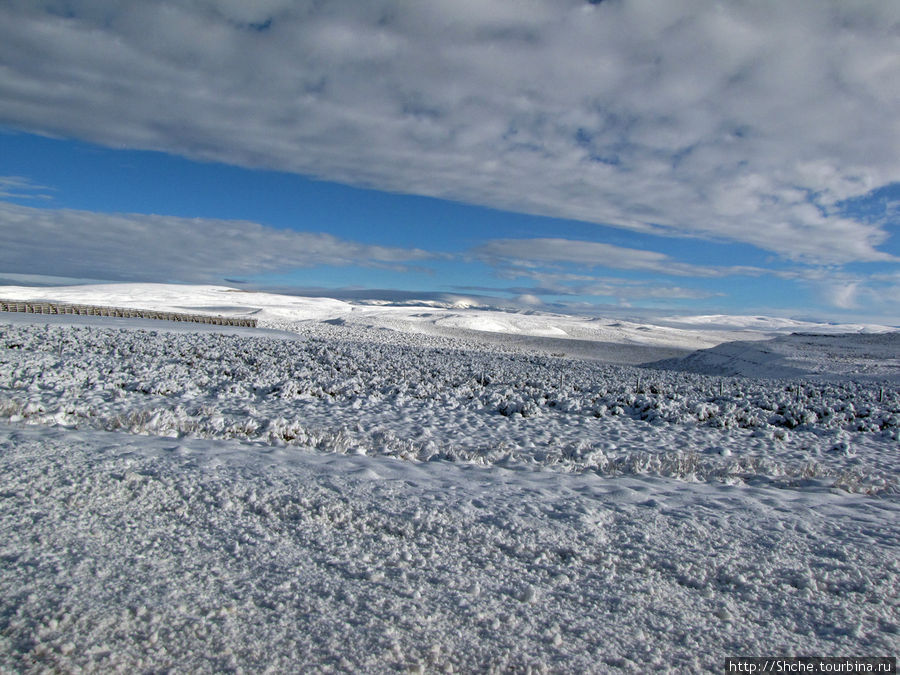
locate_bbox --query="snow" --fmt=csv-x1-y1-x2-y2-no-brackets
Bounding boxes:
2,423,898,673
650,333,900,382
434,313,571,337
0,284,898,671
8,282,893,361
0,283,355,324
657,314,897,335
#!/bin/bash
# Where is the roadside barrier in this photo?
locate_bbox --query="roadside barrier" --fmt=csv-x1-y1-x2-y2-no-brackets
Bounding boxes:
0,299,257,327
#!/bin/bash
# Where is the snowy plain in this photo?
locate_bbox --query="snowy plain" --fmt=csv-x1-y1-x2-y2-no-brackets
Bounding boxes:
0,284,898,673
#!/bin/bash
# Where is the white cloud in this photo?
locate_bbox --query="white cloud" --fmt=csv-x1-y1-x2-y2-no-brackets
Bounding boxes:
473,237,762,278
788,266,900,320
475,280,719,304
474,261,723,303
1,1,899,264
0,175,53,200
515,294,543,307
0,201,433,283
824,282,861,311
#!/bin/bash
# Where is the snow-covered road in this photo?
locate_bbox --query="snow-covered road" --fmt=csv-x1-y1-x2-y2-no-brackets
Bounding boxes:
2,424,897,673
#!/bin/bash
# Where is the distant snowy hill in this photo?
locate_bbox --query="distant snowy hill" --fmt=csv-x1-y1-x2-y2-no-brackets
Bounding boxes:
648,332,900,381
656,313,896,335
0,283,354,323
1,283,895,369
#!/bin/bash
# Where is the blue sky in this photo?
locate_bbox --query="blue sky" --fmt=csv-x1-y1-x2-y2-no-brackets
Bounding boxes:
0,1,898,323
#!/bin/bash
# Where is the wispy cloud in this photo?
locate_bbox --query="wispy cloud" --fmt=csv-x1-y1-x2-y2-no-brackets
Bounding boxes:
0,175,54,200
1,1,898,265
467,239,732,305
472,237,764,278
463,277,720,303
810,270,900,316
0,201,434,283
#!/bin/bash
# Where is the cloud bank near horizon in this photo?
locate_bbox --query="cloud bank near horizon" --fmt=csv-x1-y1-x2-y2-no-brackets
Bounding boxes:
0,201,433,283
1,0,898,268
4,196,897,320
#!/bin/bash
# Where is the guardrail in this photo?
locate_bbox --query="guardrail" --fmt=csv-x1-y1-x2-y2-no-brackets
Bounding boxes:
0,299,257,327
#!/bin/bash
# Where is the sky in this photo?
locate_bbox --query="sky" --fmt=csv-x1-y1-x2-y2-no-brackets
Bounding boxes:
0,0,898,323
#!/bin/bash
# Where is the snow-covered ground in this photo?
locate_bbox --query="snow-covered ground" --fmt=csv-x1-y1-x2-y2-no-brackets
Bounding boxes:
651,333,900,382
0,284,898,672
3,283,895,362
2,423,898,673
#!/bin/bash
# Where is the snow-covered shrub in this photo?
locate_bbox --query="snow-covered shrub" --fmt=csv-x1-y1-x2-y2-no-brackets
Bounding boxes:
1,320,897,494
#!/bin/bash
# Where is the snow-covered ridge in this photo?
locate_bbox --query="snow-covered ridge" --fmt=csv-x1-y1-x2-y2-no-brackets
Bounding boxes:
0,283,354,323
1,283,893,363
658,313,897,334
650,332,900,382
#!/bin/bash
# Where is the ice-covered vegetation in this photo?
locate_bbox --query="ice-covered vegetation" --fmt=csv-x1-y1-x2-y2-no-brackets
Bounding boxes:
1,311,898,672
1,321,897,495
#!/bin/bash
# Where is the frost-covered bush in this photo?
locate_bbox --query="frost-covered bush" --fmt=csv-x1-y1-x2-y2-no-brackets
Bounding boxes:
1,320,897,494
4,321,897,438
